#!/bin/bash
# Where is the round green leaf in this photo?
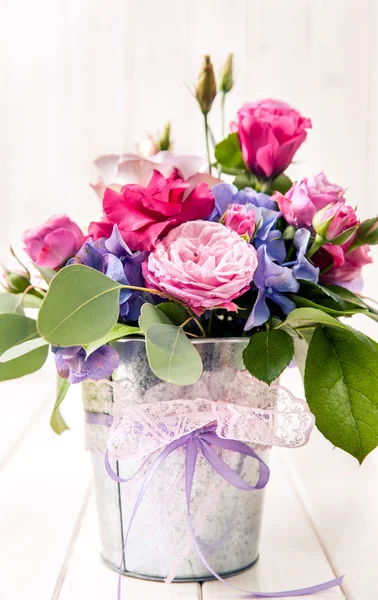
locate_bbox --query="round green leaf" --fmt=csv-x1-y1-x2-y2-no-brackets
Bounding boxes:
0,313,39,354
0,345,49,381
38,265,121,346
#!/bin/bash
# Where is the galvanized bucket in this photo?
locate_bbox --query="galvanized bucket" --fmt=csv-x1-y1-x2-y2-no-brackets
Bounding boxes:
82,338,271,582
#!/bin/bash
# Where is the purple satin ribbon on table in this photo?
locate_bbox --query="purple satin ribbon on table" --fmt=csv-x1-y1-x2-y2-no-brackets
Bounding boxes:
85,413,344,598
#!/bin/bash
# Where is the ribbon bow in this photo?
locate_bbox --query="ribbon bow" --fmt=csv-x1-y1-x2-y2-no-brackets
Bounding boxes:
104,422,343,599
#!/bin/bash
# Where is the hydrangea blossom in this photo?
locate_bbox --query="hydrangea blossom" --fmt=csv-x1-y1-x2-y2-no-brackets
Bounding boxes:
52,345,119,384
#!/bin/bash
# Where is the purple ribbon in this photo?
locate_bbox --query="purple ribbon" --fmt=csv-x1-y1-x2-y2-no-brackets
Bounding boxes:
85,413,344,597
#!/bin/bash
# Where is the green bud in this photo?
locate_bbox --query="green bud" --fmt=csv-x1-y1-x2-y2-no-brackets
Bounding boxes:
195,55,217,115
219,53,234,94
2,267,30,294
158,122,172,152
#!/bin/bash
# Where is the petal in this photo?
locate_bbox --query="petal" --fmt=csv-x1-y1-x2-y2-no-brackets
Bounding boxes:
270,291,296,315
37,228,79,268
244,289,270,330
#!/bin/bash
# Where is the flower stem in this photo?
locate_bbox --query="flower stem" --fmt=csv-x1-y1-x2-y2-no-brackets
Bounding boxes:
221,92,226,139
204,113,212,174
306,234,325,259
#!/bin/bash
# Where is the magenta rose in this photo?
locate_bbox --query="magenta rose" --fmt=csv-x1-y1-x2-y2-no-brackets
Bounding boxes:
275,172,344,228
142,220,258,315
313,201,359,243
23,215,86,269
224,204,257,239
89,169,215,252
231,99,311,180
314,240,372,284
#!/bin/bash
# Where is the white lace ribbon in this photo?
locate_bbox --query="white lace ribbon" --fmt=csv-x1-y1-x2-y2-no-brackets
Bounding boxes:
107,371,314,460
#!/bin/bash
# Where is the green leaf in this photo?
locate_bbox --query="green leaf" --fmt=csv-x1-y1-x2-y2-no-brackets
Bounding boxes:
0,337,48,362
270,173,293,195
38,265,121,346
50,376,70,435
145,323,203,385
22,294,44,309
242,329,294,385
324,284,370,309
139,302,173,331
297,280,347,309
233,173,258,191
214,133,246,170
0,313,39,354
156,302,190,325
139,304,202,385
283,307,375,351
84,323,141,356
0,293,24,315
304,326,378,462
0,345,48,381
289,293,369,317
35,264,56,284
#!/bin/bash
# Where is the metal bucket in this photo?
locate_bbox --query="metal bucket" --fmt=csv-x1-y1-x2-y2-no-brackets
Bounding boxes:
82,338,271,582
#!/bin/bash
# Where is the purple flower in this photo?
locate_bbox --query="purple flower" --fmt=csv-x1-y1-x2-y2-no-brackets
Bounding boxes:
68,225,147,321
292,228,319,283
211,184,285,262
52,345,119,384
245,245,299,330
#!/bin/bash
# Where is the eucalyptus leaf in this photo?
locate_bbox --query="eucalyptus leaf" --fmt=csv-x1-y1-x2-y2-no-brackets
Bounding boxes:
38,265,122,346
283,308,375,351
156,302,190,325
0,345,48,381
145,323,203,385
50,376,70,435
0,337,48,362
84,323,141,356
34,264,56,284
22,294,44,309
0,293,24,315
139,302,173,331
0,313,39,354
214,133,246,170
242,329,294,385
304,326,378,463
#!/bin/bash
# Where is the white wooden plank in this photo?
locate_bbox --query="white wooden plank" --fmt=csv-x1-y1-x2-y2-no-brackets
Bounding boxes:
57,493,201,600
202,450,345,599
281,369,378,600
0,378,91,600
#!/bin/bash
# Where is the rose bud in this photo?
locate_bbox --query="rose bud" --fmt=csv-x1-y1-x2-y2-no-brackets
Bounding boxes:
224,204,257,240
313,201,359,245
195,55,217,115
158,122,172,151
2,267,30,294
219,53,234,94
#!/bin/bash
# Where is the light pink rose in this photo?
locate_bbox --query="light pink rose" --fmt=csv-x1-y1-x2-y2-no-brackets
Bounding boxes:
90,151,220,201
274,172,345,228
313,201,359,242
142,220,258,315
23,215,86,269
224,204,257,239
231,99,311,180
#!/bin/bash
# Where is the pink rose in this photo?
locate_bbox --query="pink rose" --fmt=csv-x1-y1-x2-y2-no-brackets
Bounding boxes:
314,240,372,284
23,215,86,269
142,220,258,315
231,99,311,179
89,170,215,252
90,151,220,201
224,204,257,239
275,172,344,228
313,201,359,242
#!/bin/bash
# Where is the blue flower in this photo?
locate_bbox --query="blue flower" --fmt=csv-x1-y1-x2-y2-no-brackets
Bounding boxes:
245,245,299,330
68,225,147,321
291,228,319,283
52,345,119,384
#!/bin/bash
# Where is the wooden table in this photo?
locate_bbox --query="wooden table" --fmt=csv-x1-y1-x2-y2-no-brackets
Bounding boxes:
1,358,377,600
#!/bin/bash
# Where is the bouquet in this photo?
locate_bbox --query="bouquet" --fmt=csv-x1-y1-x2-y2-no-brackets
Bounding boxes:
1,54,378,464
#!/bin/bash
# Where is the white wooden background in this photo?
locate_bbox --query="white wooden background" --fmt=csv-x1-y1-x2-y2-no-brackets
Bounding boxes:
0,0,378,259
1,2,378,599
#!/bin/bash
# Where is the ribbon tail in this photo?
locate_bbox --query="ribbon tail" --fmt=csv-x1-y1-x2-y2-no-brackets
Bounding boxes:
184,439,344,598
